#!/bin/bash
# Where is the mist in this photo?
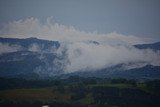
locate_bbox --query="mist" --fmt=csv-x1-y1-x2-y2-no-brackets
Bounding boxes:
0,18,160,73
59,42,160,73
0,43,21,54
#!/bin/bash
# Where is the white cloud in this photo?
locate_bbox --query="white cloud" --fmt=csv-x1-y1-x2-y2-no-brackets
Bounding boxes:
0,18,159,73
28,43,41,52
0,43,21,54
61,42,160,73
0,17,155,45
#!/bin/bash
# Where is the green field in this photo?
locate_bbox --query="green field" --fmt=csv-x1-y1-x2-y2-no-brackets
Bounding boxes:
0,77,160,107
0,87,71,102
0,83,152,103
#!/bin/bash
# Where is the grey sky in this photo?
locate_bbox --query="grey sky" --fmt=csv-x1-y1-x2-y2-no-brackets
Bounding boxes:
0,0,160,39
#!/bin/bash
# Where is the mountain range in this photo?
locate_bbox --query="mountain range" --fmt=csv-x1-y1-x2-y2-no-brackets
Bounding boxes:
0,37,160,80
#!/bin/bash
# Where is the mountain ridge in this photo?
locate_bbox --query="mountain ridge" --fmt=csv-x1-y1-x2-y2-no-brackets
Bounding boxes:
134,42,160,50
0,37,159,80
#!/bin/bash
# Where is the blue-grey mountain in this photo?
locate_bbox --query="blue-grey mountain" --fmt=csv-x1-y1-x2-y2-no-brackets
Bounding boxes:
0,37,159,80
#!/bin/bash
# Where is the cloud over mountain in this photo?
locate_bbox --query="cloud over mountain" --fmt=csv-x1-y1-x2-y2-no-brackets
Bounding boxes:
0,18,159,74
0,18,155,45
0,43,21,54
60,42,160,73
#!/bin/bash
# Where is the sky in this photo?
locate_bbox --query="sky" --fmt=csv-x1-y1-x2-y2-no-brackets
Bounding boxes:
0,0,160,41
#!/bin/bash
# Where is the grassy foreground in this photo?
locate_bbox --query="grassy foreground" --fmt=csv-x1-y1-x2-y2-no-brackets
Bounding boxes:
0,77,160,107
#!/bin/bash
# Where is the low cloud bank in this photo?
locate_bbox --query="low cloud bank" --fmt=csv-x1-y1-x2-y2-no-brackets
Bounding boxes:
59,42,160,73
0,18,159,73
